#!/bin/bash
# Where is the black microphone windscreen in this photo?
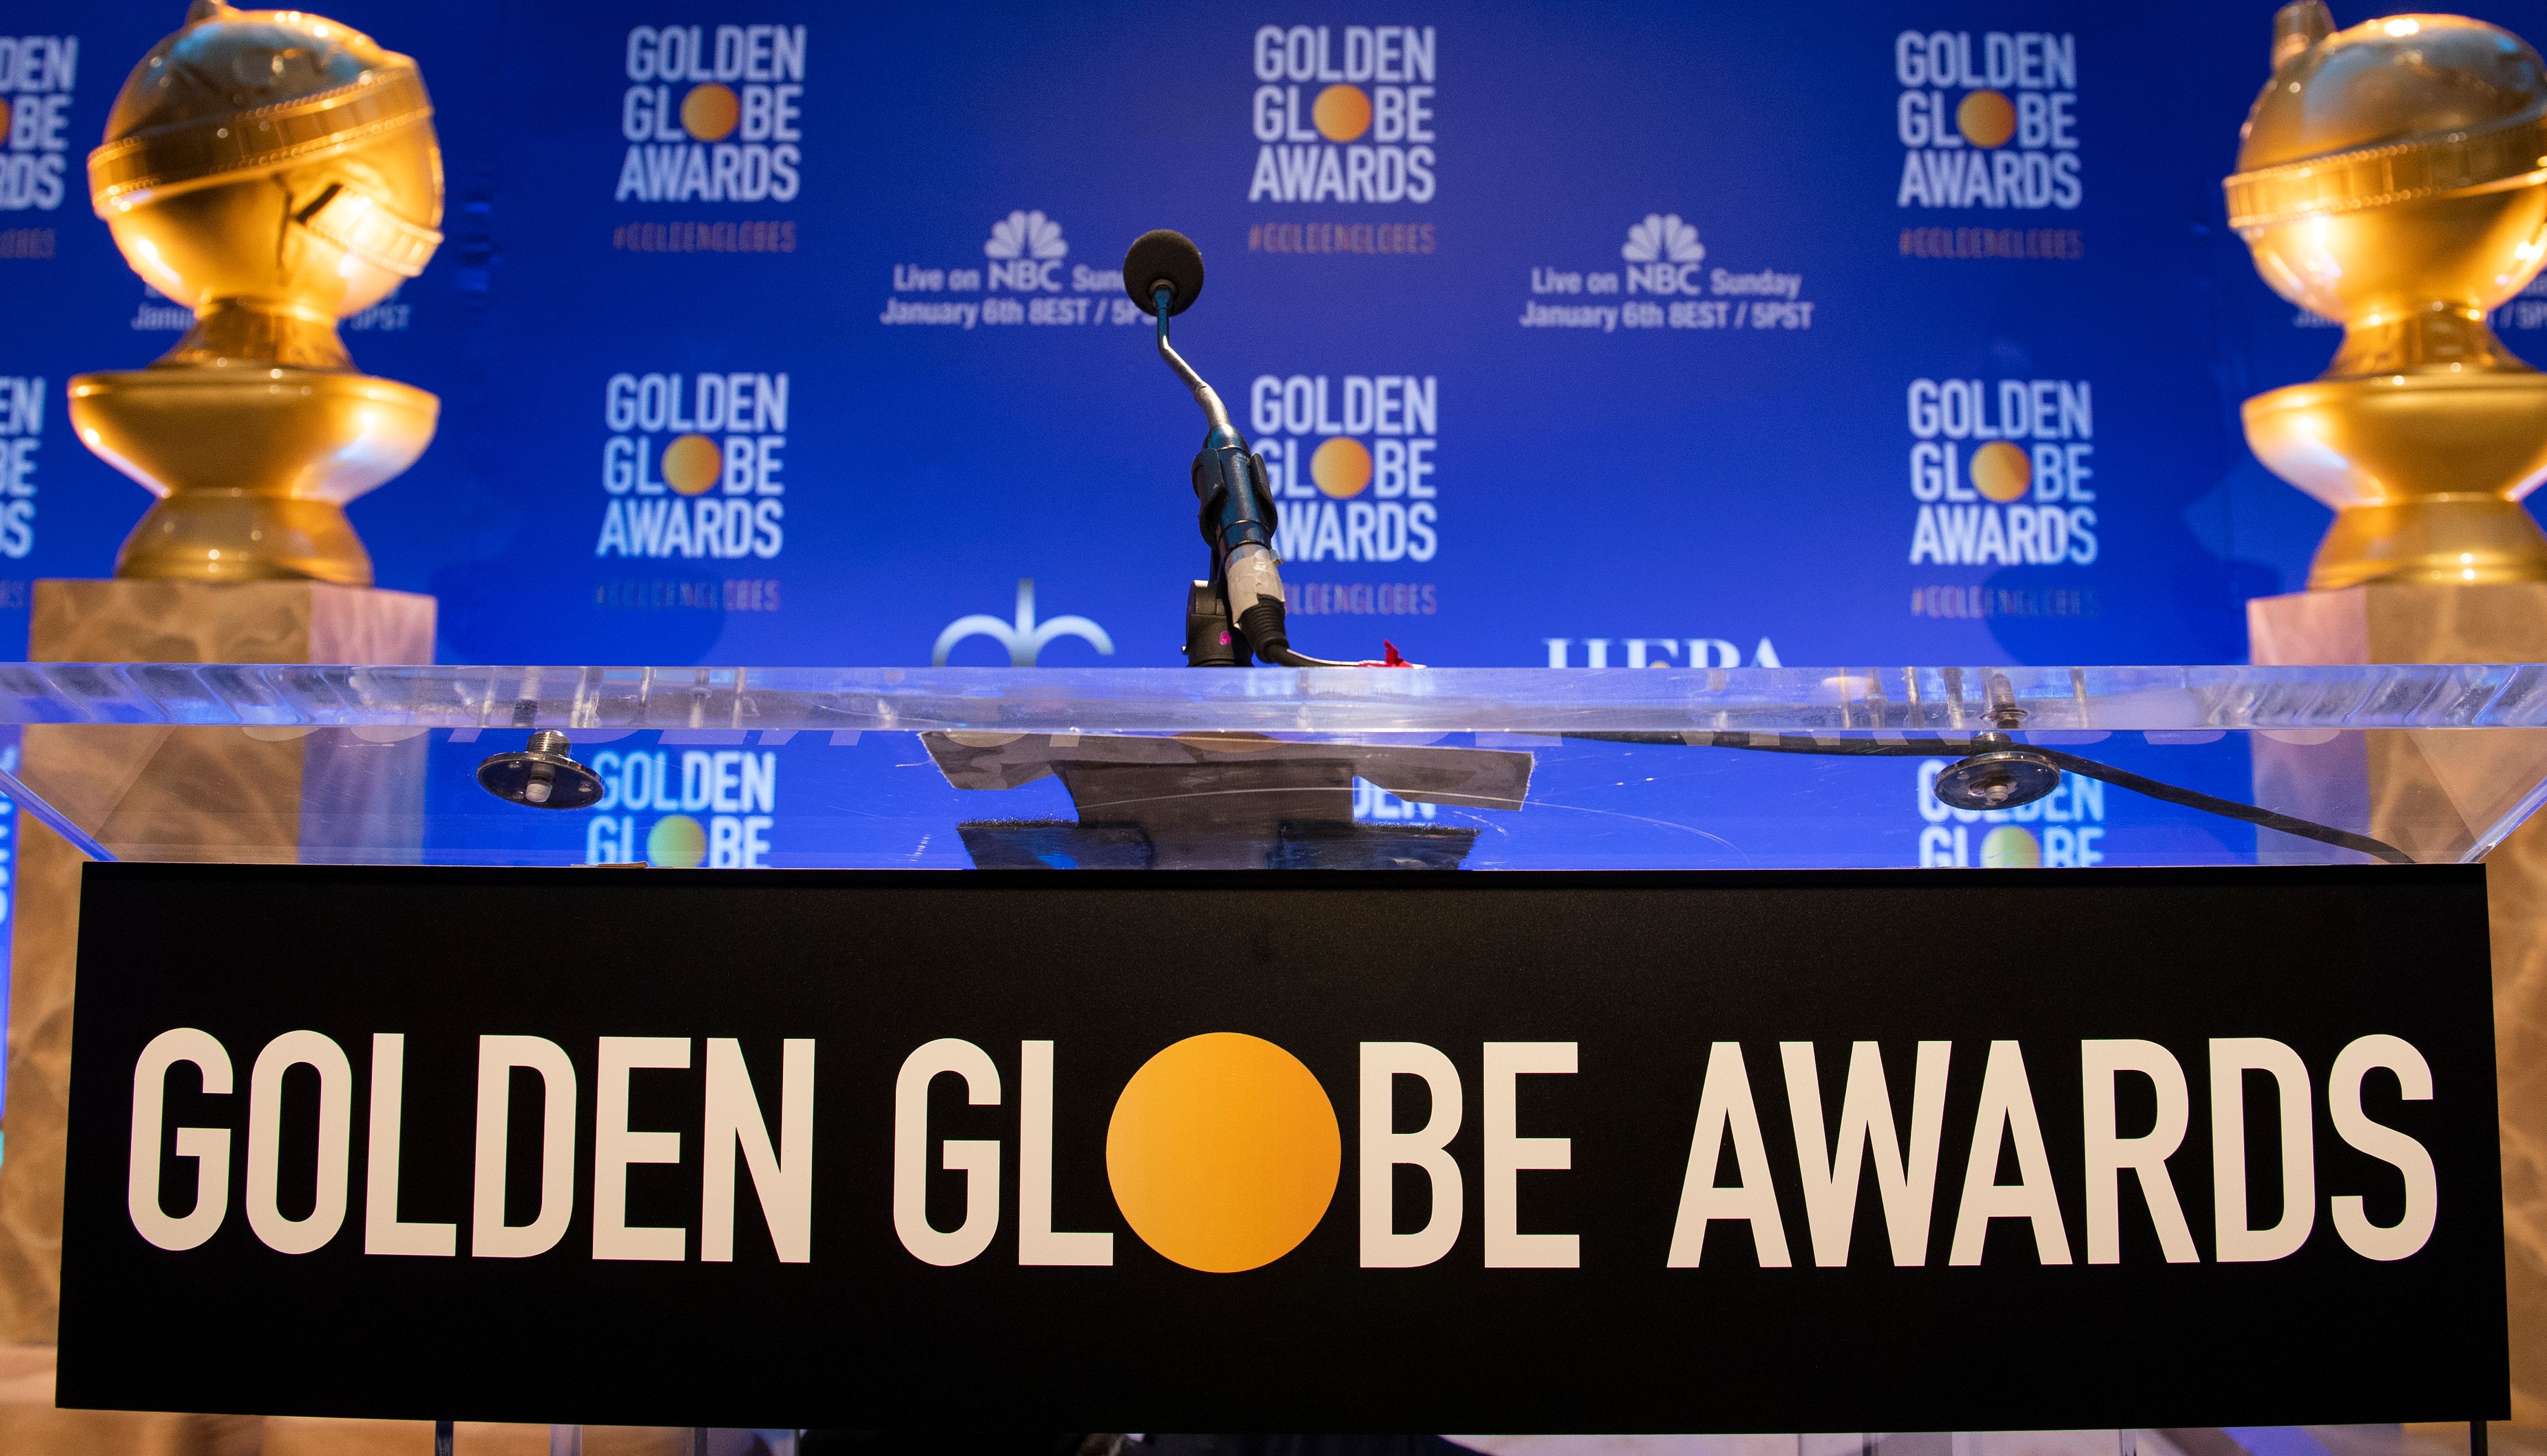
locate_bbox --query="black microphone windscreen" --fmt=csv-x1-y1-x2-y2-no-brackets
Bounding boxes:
1123,229,1205,316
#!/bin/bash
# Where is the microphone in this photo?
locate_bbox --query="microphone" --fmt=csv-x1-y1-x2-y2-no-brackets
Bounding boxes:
1125,230,1399,669
1125,228,1205,317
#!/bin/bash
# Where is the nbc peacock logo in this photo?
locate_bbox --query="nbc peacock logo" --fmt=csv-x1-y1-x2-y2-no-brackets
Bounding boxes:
1248,25,1437,203
982,210,1067,291
1522,214,1809,332
1623,213,1703,264
1620,213,1706,294
881,212,1145,329
616,24,805,203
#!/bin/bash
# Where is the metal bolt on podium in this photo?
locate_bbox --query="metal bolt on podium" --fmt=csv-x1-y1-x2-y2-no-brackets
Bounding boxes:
1933,671,2063,811
477,729,605,809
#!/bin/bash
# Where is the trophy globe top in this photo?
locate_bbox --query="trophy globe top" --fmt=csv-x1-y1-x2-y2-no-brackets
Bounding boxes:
2226,8,2547,342
2238,13,2546,168
2226,7,2547,593
90,0,443,369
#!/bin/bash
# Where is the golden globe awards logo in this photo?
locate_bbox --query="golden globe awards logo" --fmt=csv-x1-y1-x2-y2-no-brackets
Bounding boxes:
1913,759,2108,869
124,1023,2447,1275
584,748,779,869
1906,377,2097,567
1249,25,1437,203
1893,30,2079,210
1249,372,1440,564
617,25,805,203
0,376,43,557
0,35,75,212
596,372,787,560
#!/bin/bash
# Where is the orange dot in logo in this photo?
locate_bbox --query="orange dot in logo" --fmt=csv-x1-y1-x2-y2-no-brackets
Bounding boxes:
1106,1033,1341,1273
1312,83,1372,143
661,433,723,496
1982,825,2042,869
647,814,706,868
1310,438,1373,499
682,83,740,142
1957,89,2016,149
1970,440,2033,503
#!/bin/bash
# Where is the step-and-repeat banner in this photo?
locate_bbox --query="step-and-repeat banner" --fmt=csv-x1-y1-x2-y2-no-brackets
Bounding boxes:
12,0,2545,674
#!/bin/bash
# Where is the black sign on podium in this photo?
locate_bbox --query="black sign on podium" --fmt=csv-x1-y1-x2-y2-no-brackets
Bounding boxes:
59,864,2506,1431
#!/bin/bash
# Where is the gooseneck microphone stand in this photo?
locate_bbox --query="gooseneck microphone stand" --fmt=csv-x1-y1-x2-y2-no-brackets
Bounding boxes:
1126,228,1376,669
1116,230,2408,858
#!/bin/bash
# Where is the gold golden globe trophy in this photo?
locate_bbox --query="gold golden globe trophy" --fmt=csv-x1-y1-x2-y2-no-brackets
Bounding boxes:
68,0,443,586
2230,13,2547,1415
2226,3,2547,590
0,2,448,1366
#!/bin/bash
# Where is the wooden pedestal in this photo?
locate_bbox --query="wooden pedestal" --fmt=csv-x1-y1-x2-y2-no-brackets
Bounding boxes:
0,581,430,1454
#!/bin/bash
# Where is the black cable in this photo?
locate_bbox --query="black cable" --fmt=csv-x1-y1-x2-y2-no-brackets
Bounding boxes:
1238,599,1373,668
1262,645,1369,669
1561,732,2417,864
2031,745,2414,864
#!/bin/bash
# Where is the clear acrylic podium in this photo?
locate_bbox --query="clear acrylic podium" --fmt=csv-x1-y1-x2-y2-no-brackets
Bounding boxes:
0,661,2538,870
2,664,2537,1456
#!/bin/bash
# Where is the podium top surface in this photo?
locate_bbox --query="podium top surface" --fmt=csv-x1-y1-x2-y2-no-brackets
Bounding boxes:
3,661,2547,733
4,663,2544,869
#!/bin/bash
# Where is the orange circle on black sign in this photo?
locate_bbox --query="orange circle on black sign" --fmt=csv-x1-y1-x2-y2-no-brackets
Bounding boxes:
1106,1033,1341,1273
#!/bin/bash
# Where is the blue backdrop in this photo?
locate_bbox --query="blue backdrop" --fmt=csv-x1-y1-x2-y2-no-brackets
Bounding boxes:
9,1,2546,674
20,2,2525,1132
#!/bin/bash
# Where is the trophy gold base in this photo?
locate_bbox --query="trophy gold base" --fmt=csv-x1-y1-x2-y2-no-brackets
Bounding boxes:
115,488,374,586
2243,369,2547,591
66,365,438,588
2307,493,2547,591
